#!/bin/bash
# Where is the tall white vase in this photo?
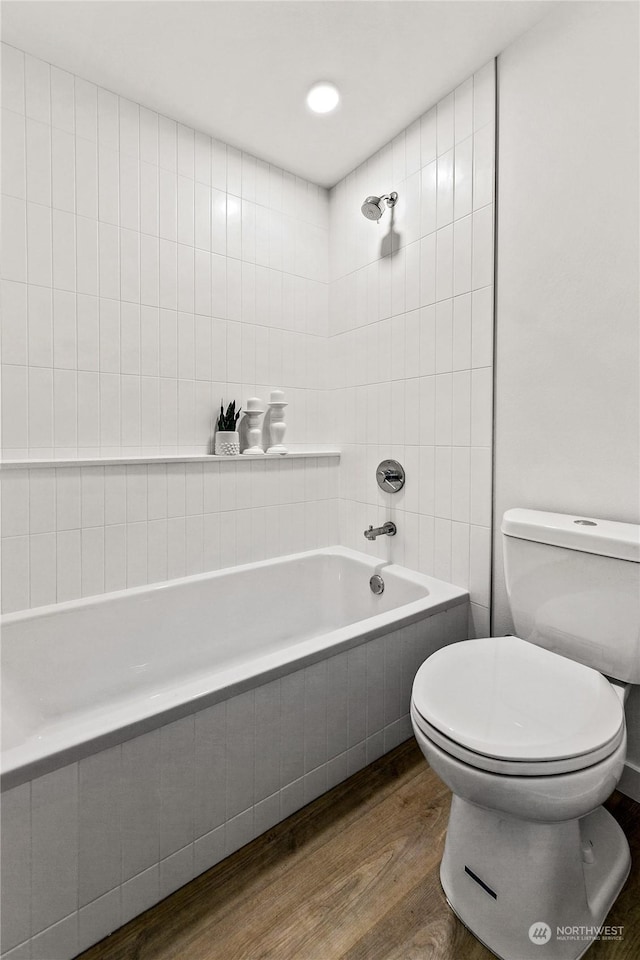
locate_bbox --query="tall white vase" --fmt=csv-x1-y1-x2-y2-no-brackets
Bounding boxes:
266,389,288,455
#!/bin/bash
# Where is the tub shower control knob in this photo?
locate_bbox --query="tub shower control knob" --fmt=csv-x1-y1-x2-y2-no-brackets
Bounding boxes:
376,459,406,493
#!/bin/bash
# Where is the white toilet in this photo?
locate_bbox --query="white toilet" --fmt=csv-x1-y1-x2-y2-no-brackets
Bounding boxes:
411,508,640,960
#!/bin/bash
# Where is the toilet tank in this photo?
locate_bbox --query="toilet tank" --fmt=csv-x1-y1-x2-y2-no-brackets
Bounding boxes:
502,509,640,683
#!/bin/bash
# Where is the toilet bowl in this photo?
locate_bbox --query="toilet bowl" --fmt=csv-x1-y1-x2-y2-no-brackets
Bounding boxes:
410,510,640,960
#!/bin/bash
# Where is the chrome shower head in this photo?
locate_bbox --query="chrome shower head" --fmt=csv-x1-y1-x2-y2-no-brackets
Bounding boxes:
361,196,384,220
360,191,398,221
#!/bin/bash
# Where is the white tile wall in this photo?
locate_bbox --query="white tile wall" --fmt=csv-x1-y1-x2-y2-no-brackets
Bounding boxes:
328,62,495,636
1,42,331,461
0,457,339,612
0,602,467,960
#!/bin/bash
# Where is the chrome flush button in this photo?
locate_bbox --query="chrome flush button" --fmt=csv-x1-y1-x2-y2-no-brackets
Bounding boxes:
574,519,598,526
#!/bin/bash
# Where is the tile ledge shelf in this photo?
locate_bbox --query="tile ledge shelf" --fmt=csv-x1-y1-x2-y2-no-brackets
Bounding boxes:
0,450,341,470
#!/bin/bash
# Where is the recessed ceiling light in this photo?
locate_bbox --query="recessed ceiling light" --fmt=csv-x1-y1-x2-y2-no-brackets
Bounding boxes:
306,81,340,115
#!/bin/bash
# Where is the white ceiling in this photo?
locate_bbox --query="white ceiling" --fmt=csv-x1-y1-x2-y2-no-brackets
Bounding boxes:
1,1,553,187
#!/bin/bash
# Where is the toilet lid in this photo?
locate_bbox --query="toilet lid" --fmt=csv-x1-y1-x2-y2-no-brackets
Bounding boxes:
411,636,624,762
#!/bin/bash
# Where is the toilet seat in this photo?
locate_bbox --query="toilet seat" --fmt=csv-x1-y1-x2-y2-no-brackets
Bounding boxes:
411,636,625,776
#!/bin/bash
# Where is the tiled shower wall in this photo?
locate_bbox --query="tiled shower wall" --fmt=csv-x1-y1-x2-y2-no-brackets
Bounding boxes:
0,41,330,459
0,457,339,613
0,43,495,624
329,62,495,636
0,42,337,613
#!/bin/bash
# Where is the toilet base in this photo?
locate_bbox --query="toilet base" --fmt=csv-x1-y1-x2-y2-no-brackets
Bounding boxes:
440,796,630,960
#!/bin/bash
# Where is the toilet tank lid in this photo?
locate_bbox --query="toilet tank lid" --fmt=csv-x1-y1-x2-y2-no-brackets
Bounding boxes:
502,509,640,563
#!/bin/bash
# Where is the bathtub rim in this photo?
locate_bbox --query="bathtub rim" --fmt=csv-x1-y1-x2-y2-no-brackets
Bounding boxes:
1,545,468,791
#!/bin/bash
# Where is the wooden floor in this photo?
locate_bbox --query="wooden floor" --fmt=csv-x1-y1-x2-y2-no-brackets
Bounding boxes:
80,740,640,960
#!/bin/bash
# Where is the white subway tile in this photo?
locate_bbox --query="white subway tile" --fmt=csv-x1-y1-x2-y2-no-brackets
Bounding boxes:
78,745,121,906
147,517,168,583
104,522,126,591
0,783,31,953
469,523,491,606
31,911,78,960
119,98,139,158
78,371,100,448
159,844,195,898
473,61,495,132
76,217,98,297
120,153,139,231
1,195,27,282
77,888,121,956
437,92,454,155
436,149,453,227
194,131,211,186
140,107,158,164
159,239,177,309
75,78,97,142
435,299,453,374
1,535,29,612
445,527,468,598
98,143,119,224
97,88,118,149
435,224,453,302
159,168,177,241
121,864,160,926
471,285,493,368
452,369,471,446
24,54,50,124
52,127,75,212
472,203,494,290
28,367,53,450
1,468,29,537
51,72,75,134
31,763,78,935
121,729,160,880
53,368,77,448
177,175,194,246
471,366,493,446
52,210,76,292
127,520,147,586
435,446,452,519
140,234,159,306
2,44,25,115
81,466,105,527
81,525,104,597
454,78,473,143
159,717,195,858
98,221,119,300
140,160,159,237
451,447,471,523
27,201,52,287
2,108,26,200
57,528,81,601
470,446,492,527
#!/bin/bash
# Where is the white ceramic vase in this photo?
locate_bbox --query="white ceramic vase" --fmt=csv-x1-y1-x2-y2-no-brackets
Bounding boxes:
215,430,240,456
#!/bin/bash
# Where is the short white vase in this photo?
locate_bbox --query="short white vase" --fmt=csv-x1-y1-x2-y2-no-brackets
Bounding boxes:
215,430,239,456
242,398,265,455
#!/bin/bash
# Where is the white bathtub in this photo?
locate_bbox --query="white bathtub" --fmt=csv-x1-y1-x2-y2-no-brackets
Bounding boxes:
2,545,466,789
0,546,468,959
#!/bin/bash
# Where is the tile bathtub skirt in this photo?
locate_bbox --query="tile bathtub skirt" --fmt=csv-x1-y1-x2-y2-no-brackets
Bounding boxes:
0,601,467,960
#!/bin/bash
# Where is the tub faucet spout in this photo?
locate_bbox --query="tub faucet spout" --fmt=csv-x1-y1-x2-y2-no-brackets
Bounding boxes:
364,521,397,541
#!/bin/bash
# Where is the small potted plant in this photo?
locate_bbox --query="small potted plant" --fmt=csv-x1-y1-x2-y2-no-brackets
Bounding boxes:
214,400,242,455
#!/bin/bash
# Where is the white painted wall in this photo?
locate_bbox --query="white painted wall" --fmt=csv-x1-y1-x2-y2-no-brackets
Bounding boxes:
494,2,640,792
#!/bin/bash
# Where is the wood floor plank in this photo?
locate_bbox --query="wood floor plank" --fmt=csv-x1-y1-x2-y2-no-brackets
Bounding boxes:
79,740,640,960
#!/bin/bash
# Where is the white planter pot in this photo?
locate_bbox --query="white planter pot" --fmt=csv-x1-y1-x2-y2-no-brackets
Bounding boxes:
215,430,239,456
